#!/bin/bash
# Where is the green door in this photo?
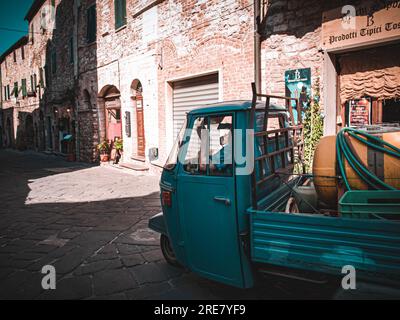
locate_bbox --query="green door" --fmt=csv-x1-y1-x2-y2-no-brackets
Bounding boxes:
177,114,245,287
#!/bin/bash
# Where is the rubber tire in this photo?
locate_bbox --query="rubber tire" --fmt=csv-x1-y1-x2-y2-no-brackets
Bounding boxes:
160,234,182,268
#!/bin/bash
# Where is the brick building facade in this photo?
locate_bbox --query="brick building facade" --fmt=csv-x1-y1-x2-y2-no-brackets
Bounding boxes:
95,0,254,168
260,0,400,134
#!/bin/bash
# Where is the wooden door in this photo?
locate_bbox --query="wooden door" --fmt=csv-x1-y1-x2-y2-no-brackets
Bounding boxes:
136,97,145,157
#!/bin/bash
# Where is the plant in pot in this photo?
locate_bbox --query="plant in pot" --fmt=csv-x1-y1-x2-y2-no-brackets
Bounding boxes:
113,138,123,165
97,141,111,162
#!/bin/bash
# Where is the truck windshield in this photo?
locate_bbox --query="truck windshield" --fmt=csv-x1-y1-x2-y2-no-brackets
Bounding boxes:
164,119,187,170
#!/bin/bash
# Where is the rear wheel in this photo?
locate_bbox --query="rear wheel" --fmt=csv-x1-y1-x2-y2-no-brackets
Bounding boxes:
160,234,181,268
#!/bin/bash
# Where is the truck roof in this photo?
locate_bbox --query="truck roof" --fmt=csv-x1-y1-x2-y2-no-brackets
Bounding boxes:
188,100,287,115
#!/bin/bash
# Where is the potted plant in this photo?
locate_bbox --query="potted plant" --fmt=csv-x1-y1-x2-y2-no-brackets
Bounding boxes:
97,141,110,162
113,138,123,164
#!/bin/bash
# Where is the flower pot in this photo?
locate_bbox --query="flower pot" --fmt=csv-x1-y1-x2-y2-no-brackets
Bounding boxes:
100,154,110,162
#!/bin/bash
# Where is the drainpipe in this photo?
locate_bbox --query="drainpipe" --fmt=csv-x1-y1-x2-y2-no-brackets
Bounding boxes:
254,0,262,97
73,0,80,161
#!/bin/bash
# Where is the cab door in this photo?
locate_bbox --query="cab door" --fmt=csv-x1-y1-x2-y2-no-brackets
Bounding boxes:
177,114,245,288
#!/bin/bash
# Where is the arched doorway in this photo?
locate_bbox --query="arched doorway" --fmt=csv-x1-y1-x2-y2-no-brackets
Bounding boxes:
100,85,123,143
131,80,145,158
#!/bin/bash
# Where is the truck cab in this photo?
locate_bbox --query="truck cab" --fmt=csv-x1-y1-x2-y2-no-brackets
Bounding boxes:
149,98,400,291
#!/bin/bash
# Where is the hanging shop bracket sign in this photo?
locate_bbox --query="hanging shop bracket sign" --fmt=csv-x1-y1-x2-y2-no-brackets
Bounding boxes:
321,1,400,51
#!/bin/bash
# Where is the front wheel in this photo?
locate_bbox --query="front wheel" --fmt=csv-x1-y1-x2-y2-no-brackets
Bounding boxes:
160,234,182,268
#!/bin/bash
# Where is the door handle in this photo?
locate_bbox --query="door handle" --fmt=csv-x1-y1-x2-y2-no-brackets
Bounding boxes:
214,196,231,206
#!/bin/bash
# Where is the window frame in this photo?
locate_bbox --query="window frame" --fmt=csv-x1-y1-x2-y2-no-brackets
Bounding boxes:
181,113,235,178
114,0,127,30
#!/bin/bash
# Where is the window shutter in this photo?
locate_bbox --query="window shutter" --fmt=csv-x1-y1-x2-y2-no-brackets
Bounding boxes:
30,75,34,92
22,79,27,97
115,0,126,29
13,82,18,98
87,5,97,43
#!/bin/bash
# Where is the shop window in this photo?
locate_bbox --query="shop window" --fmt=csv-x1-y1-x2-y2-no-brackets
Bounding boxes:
382,99,400,124
115,0,127,29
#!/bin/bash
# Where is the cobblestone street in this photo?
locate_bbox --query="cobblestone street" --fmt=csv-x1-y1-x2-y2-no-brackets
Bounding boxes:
0,150,344,300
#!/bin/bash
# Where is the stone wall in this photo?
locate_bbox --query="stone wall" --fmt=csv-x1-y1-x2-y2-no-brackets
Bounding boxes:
260,0,365,113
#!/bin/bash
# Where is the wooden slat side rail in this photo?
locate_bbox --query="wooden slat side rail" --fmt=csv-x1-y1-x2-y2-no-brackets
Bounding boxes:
250,83,304,210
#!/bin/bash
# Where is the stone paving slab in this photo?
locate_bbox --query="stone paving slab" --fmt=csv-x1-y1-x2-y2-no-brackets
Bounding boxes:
0,150,343,300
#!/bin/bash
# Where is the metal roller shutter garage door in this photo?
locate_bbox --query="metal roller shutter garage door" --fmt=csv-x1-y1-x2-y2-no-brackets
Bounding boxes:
173,73,219,137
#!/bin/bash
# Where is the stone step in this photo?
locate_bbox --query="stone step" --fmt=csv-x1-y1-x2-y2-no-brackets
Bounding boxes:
119,162,149,172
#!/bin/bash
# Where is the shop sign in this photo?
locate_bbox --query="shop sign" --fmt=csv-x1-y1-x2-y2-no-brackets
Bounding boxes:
322,1,400,50
348,98,372,127
285,68,311,122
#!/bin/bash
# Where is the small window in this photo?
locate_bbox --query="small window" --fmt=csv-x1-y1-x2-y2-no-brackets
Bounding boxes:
21,46,25,60
34,74,37,91
30,23,35,43
30,75,34,92
6,85,10,100
86,5,97,43
183,117,208,175
13,51,16,63
40,68,45,88
114,0,127,29
13,82,18,98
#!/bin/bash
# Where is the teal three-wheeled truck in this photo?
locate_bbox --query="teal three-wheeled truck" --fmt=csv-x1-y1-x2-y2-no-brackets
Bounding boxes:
149,85,400,292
